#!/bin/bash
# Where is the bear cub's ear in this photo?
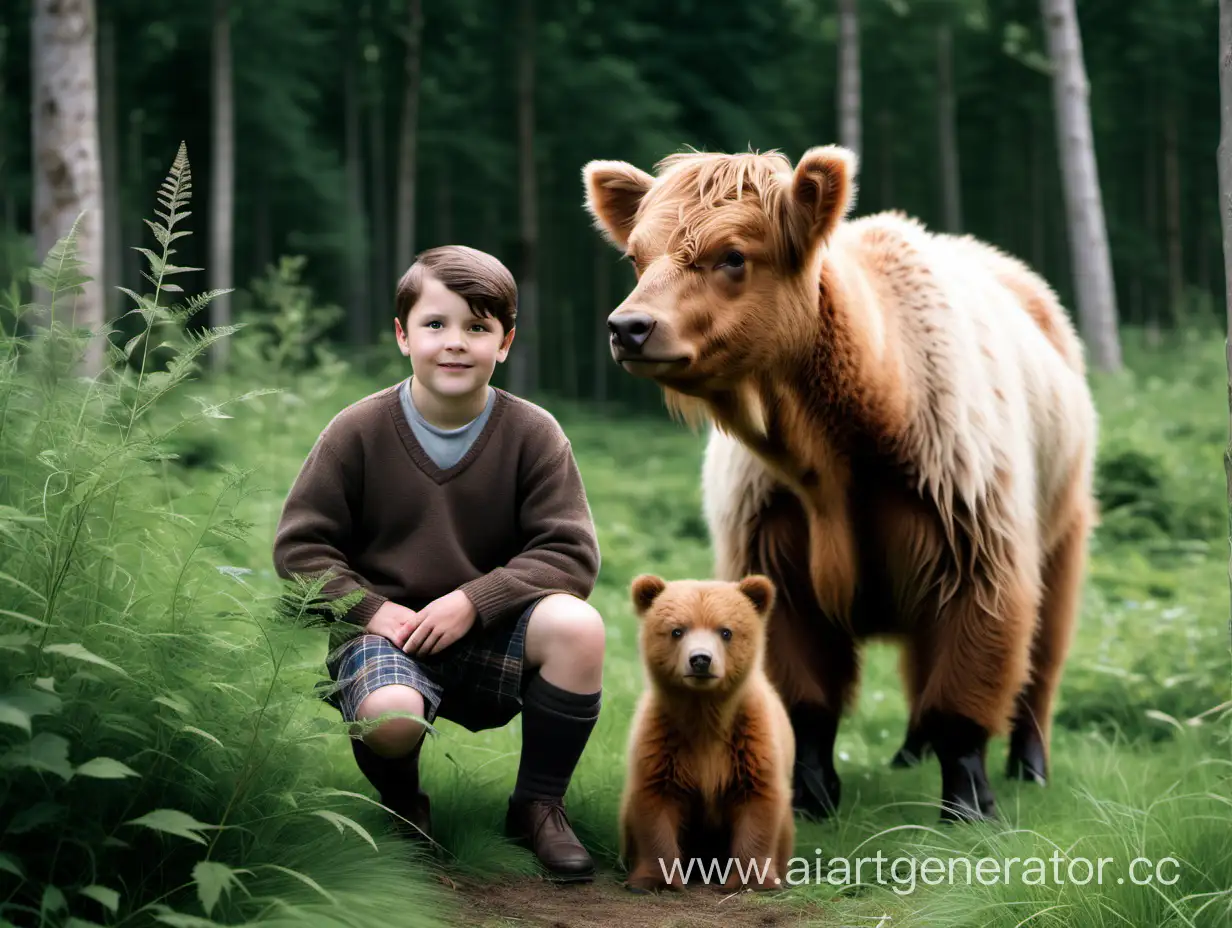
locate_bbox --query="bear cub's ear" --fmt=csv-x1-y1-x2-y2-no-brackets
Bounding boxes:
737,574,776,617
631,574,668,614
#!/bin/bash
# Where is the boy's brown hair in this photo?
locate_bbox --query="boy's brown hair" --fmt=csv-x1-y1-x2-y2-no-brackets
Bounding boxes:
395,245,518,334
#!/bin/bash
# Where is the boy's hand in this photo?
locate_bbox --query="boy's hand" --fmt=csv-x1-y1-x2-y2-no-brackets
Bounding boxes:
365,601,418,646
402,590,477,657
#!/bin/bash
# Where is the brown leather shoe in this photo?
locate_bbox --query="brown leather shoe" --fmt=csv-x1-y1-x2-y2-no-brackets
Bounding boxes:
505,796,595,881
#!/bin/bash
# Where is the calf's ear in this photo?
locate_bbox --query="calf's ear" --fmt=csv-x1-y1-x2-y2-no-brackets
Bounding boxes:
583,160,655,249
785,145,858,255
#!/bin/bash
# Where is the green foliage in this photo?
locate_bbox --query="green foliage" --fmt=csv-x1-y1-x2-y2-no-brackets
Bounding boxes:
231,255,346,377
0,146,452,927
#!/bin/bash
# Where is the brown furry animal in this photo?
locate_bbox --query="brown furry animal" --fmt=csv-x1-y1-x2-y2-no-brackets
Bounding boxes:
584,146,1097,823
619,574,795,894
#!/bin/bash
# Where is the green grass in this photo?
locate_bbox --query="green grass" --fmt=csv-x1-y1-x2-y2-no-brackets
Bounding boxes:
168,326,1230,927
1,145,1229,927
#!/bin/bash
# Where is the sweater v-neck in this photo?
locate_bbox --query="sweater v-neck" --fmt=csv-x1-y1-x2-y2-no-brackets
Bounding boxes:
386,384,509,484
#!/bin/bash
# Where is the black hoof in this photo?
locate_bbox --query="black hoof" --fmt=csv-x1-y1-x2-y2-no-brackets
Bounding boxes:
890,731,932,768
939,797,998,824
939,766,998,824
1006,733,1048,786
928,712,997,824
793,759,841,820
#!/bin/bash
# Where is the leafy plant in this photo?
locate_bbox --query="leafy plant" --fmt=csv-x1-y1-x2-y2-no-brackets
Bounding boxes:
0,144,451,927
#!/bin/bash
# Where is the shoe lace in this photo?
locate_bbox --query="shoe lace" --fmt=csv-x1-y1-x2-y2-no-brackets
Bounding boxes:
533,800,571,841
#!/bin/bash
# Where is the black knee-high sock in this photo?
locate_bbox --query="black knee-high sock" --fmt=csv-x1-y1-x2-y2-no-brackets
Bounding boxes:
512,673,601,803
350,737,425,810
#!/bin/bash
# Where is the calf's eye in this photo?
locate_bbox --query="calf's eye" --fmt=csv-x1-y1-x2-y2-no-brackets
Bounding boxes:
716,251,746,281
671,628,683,639
720,628,733,641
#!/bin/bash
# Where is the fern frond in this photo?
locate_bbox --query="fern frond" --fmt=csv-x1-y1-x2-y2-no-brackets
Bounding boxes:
26,213,90,325
156,142,193,223
131,325,244,419
166,289,233,327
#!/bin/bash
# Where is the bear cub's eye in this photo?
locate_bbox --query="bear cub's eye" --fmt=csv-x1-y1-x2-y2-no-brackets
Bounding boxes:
671,628,683,639
720,628,733,641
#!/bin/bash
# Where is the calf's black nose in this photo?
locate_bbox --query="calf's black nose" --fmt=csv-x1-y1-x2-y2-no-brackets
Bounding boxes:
689,652,712,674
607,312,656,352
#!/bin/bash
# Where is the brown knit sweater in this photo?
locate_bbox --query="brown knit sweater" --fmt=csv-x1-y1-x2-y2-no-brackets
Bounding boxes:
272,384,601,632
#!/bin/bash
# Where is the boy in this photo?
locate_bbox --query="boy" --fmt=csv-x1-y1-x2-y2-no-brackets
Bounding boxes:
273,245,605,881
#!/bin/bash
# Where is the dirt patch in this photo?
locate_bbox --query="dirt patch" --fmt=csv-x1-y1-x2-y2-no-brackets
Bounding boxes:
443,870,828,928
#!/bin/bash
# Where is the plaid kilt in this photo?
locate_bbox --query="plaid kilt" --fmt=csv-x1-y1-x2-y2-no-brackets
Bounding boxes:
316,599,536,733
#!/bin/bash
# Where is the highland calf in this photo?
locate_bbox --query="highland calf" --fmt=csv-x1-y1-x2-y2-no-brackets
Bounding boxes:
583,146,1097,823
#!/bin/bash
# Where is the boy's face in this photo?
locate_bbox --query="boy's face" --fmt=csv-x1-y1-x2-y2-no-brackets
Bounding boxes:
394,272,514,403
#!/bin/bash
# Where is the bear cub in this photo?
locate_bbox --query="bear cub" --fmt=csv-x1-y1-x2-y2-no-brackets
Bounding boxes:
619,573,795,893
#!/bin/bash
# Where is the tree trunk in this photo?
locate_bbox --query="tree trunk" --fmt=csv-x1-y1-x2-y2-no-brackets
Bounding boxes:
1164,99,1184,325
209,0,234,371
394,0,423,273
436,159,453,244
253,184,271,276
0,21,13,261
126,108,144,306
593,240,610,405
1030,106,1045,273
366,12,389,330
508,0,539,395
98,4,121,321
1145,94,1160,342
31,0,106,376
344,11,371,345
837,0,861,159
878,108,893,210
1040,0,1122,373
937,23,962,233
1217,0,1232,665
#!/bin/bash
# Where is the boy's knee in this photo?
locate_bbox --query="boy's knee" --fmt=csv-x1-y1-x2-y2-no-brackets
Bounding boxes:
355,684,427,757
534,595,605,668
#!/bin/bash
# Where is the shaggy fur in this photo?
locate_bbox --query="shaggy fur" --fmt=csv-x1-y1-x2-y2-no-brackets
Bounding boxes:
619,575,795,893
585,146,1097,822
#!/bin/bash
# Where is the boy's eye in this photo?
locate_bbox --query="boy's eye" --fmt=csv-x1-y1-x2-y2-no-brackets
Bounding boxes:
426,320,443,329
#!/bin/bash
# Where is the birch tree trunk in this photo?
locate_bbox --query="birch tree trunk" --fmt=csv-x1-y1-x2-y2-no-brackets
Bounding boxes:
508,0,539,395
31,0,106,376
937,23,962,233
1216,0,1232,642
837,0,861,160
209,0,234,371
1040,0,1122,373
394,0,423,273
